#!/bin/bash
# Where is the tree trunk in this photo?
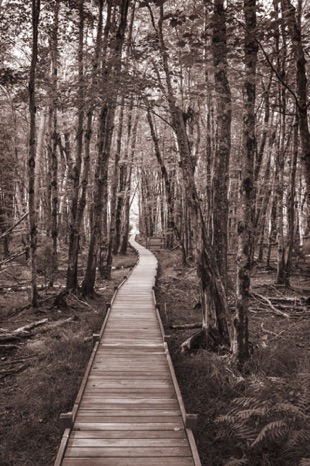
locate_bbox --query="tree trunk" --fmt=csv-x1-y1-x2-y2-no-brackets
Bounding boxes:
66,0,84,292
49,0,60,287
282,0,310,191
75,0,104,291
83,104,114,290
211,0,232,289
284,116,299,281
82,0,130,293
120,166,132,255
105,105,125,278
232,0,258,367
28,0,41,307
158,2,230,349
146,108,183,248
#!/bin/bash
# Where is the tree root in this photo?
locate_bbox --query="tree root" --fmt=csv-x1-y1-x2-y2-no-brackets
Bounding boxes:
53,289,69,308
180,326,228,353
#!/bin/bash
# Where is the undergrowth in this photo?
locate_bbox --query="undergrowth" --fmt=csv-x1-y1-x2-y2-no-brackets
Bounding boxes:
0,248,137,466
216,358,310,466
155,248,310,466
1,328,93,466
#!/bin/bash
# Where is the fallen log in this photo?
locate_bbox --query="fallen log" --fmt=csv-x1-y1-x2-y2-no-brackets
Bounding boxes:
0,317,76,343
13,318,49,334
0,363,29,380
251,291,290,318
171,322,202,330
0,249,27,268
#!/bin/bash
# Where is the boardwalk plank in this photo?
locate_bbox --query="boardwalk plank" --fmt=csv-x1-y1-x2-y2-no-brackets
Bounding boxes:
70,430,187,439
75,415,182,423
68,438,188,447
77,409,180,416
73,422,184,430
65,446,191,457
56,237,200,466
62,458,194,466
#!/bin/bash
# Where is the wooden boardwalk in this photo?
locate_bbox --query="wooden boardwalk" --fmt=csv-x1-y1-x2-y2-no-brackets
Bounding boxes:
55,236,201,466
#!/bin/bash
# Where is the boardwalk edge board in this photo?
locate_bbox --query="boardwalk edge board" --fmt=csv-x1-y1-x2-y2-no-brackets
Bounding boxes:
148,245,201,466
54,236,202,466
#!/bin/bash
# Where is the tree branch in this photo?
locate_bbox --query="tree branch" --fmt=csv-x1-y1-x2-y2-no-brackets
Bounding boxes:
0,212,29,240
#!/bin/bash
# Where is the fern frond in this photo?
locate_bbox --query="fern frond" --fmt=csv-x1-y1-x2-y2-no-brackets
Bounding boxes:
233,422,257,444
215,424,238,441
224,457,248,466
215,414,238,426
297,375,310,413
215,416,256,444
271,402,308,419
232,397,263,409
299,459,310,466
286,429,310,449
251,420,289,447
232,407,267,420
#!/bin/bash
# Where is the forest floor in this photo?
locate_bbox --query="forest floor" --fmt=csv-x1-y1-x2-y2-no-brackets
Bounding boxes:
155,248,310,466
0,246,137,466
0,243,309,466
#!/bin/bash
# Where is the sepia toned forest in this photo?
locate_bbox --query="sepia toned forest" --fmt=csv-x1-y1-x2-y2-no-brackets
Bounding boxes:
0,1,310,465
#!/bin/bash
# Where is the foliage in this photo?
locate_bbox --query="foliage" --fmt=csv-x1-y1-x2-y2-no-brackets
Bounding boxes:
215,371,310,466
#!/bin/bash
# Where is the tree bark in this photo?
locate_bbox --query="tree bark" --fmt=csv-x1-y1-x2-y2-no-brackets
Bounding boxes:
158,3,230,349
82,0,130,293
48,0,60,287
66,0,85,292
232,0,258,367
282,0,310,191
211,0,232,289
146,108,183,249
28,0,41,307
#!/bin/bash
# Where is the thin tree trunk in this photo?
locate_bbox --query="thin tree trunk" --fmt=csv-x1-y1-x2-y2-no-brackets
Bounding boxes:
35,110,46,218
120,166,133,255
284,116,299,281
66,0,84,292
105,105,125,278
146,108,183,249
83,0,130,293
77,0,104,266
282,0,310,191
49,0,60,287
232,0,258,367
211,0,232,289
28,0,41,307
158,2,230,349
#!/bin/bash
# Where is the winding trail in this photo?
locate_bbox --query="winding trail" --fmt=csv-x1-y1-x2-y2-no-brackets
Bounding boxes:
55,236,201,466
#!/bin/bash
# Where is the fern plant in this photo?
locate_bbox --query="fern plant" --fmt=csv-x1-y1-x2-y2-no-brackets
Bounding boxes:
215,374,310,466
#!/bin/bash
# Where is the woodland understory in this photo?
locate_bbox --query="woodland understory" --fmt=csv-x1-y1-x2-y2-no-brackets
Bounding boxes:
154,247,310,466
1,0,310,367
1,0,310,463
0,244,309,466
